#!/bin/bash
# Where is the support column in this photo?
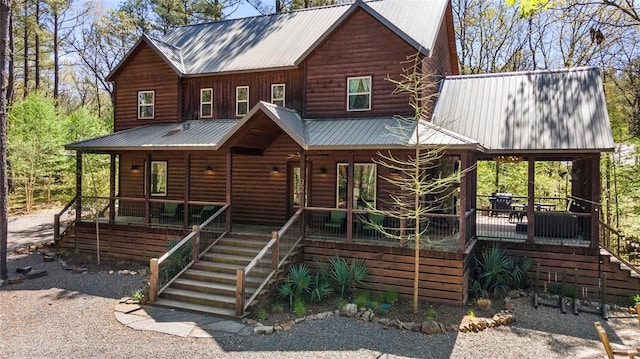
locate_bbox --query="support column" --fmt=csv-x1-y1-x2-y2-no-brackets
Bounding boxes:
76,152,82,222
299,150,306,235
183,153,191,229
347,153,354,242
458,152,468,251
526,156,536,244
145,153,151,225
591,154,601,249
226,150,233,232
109,154,116,223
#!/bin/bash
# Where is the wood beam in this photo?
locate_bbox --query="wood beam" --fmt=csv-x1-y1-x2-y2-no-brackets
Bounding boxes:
230,147,263,156
75,152,82,222
347,153,354,242
109,154,116,223
183,153,190,229
226,150,232,232
458,153,468,251
527,156,535,244
591,154,601,249
145,153,151,226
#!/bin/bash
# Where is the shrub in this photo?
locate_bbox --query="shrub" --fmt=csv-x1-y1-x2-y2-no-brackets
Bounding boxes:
476,297,492,310
354,291,370,308
293,298,306,316
321,256,369,296
425,307,437,320
309,272,333,303
271,302,284,314
383,291,399,305
470,246,532,298
630,293,640,306
277,264,312,307
131,289,144,302
257,309,268,321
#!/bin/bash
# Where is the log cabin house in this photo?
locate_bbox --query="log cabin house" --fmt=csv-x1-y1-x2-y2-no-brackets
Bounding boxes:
57,0,635,317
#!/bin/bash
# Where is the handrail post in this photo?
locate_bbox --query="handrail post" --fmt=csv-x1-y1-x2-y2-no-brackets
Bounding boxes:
236,269,245,317
149,258,159,302
192,225,200,263
271,231,279,272
54,214,60,240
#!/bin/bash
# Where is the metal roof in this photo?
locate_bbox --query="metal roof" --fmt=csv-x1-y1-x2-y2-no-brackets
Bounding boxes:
112,0,449,77
432,67,615,152
66,119,239,151
67,104,477,152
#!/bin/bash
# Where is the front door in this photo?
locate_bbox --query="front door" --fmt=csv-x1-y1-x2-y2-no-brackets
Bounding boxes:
288,163,309,217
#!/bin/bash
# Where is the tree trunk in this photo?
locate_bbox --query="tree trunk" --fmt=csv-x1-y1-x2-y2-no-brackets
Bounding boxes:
1,0,13,281
53,11,58,99
22,1,28,98
34,0,39,90
7,10,13,105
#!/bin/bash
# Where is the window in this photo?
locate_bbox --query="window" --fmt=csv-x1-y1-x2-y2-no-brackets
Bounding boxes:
200,88,213,118
271,84,285,107
138,90,155,119
236,86,249,116
336,163,376,209
347,76,371,111
150,161,167,196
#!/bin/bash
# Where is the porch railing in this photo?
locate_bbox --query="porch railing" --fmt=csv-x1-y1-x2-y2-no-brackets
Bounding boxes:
53,196,78,241
235,208,304,316
148,205,230,302
599,220,640,275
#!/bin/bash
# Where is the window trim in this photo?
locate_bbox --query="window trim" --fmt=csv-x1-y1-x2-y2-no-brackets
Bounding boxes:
236,86,249,117
346,76,372,112
336,163,377,209
138,90,155,119
150,160,168,197
271,83,286,107
200,88,213,118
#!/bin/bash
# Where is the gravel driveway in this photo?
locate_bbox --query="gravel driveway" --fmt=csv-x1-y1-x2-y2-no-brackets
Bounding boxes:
1,209,638,358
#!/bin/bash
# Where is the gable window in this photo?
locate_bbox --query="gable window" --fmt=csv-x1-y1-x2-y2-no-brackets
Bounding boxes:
200,88,213,118
150,161,167,196
336,163,376,209
236,86,249,116
271,84,285,107
138,90,155,119
347,76,371,111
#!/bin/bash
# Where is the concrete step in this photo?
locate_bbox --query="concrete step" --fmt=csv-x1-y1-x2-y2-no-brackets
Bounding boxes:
152,298,241,318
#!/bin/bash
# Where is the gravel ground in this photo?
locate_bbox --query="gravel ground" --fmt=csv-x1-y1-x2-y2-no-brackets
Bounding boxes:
1,210,639,358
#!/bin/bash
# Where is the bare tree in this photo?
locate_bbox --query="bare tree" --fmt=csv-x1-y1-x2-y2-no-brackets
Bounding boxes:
1,0,13,281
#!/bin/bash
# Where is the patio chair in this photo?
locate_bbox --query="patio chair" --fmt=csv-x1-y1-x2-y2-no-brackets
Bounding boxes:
159,203,178,223
594,321,640,359
363,213,384,232
325,210,346,232
191,205,218,224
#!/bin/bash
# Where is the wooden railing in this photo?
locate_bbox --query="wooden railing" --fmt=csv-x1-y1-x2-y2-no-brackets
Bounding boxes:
148,205,230,302
53,196,78,241
599,219,640,276
235,208,304,316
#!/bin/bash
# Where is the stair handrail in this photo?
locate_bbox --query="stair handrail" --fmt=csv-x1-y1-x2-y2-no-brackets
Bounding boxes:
236,208,304,316
54,195,78,241
149,204,230,302
599,218,640,276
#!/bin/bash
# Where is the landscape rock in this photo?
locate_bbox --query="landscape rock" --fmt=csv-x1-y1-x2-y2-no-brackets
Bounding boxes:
24,269,47,279
280,321,294,331
340,303,358,317
8,277,24,284
16,266,32,273
254,325,274,335
421,320,440,335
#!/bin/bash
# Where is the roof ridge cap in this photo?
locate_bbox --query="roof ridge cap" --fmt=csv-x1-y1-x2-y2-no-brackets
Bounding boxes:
445,66,600,80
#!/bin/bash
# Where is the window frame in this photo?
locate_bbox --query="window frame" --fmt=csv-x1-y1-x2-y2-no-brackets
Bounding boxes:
336,163,377,209
236,86,249,117
150,160,168,197
138,90,155,119
200,88,213,118
271,83,286,107
346,76,372,112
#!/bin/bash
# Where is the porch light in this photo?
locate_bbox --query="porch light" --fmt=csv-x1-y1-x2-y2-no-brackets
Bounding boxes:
320,167,327,174
204,165,214,175
130,164,141,173
495,155,522,163
271,166,280,174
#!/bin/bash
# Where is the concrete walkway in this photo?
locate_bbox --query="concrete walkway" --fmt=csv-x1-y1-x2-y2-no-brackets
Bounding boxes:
114,301,253,338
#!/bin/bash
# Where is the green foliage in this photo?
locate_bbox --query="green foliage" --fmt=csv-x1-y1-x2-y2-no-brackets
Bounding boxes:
278,264,312,307
131,289,144,302
425,307,437,320
293,298,306,316
257,309,268,321
383,291,399,305
309,272,333,303
354,291,370,308
322,256,369,297
271,302,284,314
547,284,576,298
466,309,475,318
334,297,348,309
470,246,532,298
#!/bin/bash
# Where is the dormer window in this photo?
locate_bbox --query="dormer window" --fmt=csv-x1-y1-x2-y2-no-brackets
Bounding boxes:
200,88,213,118
138,90,155,119
271,84,285,107
236,86,249,116
347,76,371,111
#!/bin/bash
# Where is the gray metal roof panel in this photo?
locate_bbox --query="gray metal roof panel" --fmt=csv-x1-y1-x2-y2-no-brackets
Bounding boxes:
66,120,239,151
153,0,448,75
146,35,185,74
432,67,614,151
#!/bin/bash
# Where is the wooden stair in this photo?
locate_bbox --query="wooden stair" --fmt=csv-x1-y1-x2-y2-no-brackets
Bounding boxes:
153,233,294,318
599,247,640,302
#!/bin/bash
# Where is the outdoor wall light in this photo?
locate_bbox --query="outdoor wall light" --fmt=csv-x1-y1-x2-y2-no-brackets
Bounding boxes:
204,165,214,175
130,164,141,173
271,166,280,174
320,167,327,174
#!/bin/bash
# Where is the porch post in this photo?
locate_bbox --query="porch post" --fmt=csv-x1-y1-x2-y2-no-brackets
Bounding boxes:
299,150,306,236
75,152,82,222
145,153,151,225
226,150,232,232
458,152,468,251
109,154,116,223
526,156,535,244
590,154,601,249
347,153,354,242
183,153,190,229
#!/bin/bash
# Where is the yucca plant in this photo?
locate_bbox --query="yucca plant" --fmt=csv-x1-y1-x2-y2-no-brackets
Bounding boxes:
324,256,370,296
277,264,312,307
470,245,532,298
309,272,333,303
